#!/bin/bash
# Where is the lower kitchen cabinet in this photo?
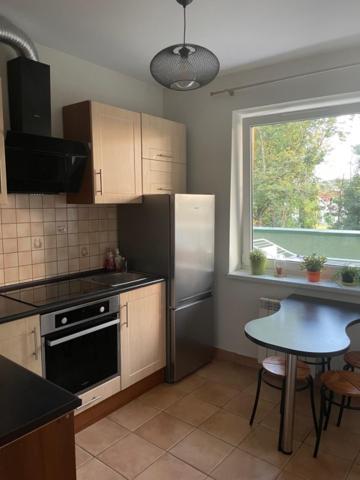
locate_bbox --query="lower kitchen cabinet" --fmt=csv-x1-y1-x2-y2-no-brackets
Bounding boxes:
76,376,121,415
0,315,41,375
120,282,166,389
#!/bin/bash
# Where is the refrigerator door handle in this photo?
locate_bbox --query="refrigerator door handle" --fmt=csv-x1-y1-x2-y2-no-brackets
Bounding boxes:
170,295,213,311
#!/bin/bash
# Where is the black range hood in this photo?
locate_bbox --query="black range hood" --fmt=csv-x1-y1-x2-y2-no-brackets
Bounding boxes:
5,57,88,194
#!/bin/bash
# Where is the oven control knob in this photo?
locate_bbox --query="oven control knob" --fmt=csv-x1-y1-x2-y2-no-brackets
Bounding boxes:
100,306,105,313
61,317,68,325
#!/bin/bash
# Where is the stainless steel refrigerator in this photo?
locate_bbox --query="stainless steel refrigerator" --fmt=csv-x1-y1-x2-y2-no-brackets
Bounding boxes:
118,194,215,382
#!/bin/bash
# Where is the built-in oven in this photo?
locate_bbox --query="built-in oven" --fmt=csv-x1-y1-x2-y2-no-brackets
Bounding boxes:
41,296,120,394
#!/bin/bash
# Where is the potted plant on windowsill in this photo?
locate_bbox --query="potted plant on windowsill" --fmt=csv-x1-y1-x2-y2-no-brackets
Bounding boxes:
300,253,327,282
336,266,359,286
249,249,267,275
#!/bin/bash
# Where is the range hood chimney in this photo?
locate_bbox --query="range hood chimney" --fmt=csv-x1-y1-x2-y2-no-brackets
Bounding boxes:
0,15,88,194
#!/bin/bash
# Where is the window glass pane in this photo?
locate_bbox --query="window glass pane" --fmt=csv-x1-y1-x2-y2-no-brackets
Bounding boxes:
252,113,360,264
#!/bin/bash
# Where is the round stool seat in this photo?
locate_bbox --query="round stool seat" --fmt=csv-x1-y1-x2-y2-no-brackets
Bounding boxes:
262,356,310,380
321,371,360,397
344,351,360,369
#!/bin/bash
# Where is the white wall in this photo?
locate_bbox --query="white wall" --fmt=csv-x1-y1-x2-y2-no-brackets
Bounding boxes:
0,43,163,135
164,44,360,359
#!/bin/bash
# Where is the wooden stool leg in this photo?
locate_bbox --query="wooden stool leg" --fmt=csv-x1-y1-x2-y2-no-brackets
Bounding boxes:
314,386,326,458
250,367,263,426
337,396,346,427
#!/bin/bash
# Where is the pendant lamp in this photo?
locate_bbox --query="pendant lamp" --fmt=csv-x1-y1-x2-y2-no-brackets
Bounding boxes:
150,0,220,91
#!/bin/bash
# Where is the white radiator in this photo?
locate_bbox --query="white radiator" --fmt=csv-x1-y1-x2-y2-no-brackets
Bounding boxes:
257,297,344,372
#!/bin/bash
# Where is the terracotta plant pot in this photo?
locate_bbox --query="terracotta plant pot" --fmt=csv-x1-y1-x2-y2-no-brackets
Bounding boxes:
307,271,321,282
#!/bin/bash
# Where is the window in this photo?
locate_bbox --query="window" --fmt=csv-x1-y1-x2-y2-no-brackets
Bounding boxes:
233,98,360,272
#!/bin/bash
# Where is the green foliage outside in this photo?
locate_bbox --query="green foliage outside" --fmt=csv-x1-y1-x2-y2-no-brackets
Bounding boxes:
253,117,360,230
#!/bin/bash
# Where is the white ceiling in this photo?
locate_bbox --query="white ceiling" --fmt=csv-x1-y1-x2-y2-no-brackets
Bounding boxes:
1,0,360,85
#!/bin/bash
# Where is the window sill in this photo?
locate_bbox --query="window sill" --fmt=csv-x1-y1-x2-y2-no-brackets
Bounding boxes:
228,270,360,298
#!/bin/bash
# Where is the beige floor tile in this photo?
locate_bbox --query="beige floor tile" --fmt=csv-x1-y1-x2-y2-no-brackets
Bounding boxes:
139,384,186,410
170,429,233,474
211,448,280,480
135,412,194,450
98,433,164,479
260,409,314,442
238,425,299,468
276,472,306,480
197,360,257,390
242,379,282,404
165,394,219,426
284,444,352,480
76,458,126,480
75,418,129,456
223,391,277,423
75,445,92,468
190,381,239,407
175,374,206,394
108,399,159,431
304,424,360,460
136,453,207,480
200,410,252,446
348,464,360,480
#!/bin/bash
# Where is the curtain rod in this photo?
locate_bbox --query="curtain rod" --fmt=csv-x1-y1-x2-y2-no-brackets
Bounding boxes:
209,61,360,97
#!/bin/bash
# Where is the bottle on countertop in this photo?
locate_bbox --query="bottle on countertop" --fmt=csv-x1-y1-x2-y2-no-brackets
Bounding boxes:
104,249,115,272
115,248,128,272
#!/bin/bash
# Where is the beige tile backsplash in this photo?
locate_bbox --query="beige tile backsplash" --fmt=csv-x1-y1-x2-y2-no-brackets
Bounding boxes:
0,194,118,286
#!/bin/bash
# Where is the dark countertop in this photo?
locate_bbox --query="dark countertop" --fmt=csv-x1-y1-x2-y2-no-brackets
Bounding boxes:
0,355,81,448
0,272,165,325
245,294,360,357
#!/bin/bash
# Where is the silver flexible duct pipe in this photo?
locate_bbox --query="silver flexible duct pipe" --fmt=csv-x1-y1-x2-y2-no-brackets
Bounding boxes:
0,15,38,61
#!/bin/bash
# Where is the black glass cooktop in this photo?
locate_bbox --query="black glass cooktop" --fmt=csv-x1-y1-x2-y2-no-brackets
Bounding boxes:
3,278,108,308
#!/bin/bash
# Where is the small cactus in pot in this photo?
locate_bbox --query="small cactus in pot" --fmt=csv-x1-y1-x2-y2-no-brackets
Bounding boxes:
249,249,267,275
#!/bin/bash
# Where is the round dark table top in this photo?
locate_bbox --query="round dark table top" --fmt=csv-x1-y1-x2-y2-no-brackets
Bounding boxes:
245,294,360,357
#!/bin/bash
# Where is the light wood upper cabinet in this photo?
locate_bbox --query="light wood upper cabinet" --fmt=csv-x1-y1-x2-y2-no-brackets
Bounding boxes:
0,78,8,205
0,315,42,375
141,113,187,194
64,101,142,204
142,113,186,163
120,282,166,389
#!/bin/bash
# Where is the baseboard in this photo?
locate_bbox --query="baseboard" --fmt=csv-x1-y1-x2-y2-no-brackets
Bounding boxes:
74,369,165,433
214,347,259,369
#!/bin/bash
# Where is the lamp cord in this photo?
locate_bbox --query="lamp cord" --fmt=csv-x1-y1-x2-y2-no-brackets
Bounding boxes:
183,6,186,46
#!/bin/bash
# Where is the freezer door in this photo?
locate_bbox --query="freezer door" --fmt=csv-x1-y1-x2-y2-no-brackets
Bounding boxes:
168,295,215,382
172,194,215,305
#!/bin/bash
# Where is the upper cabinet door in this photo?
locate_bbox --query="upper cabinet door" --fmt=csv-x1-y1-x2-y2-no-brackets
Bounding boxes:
0,78,8,205
142,113,186,164
64,101,142,204
91,102,142,204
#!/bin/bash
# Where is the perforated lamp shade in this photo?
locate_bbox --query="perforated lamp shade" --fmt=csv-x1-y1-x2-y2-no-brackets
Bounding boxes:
150,43,220,91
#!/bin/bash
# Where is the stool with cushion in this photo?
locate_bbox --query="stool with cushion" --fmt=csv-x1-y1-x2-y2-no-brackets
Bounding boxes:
250,356,317,451
314,370,360,457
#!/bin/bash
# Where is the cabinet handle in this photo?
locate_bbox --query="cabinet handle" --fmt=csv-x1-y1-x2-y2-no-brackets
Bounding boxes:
76,395,103,410
157,153,173,159
31,328,38,360
95,169,103,195
120,302,129,328
158,188,173,192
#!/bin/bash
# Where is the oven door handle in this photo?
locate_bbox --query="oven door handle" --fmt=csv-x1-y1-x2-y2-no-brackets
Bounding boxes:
46,318,120,347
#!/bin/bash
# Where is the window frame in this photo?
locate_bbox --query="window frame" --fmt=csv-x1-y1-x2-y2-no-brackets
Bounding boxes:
230,95,360,276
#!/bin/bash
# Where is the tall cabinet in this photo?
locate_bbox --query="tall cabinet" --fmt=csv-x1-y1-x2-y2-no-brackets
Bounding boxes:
64,101,142,204
141,113,187,194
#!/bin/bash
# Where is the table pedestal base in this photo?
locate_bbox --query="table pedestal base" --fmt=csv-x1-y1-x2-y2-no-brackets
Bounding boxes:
280,353,297,454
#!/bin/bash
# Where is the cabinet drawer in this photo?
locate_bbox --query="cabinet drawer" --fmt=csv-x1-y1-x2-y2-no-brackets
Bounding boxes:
143,159,186,194
75,376,120,415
